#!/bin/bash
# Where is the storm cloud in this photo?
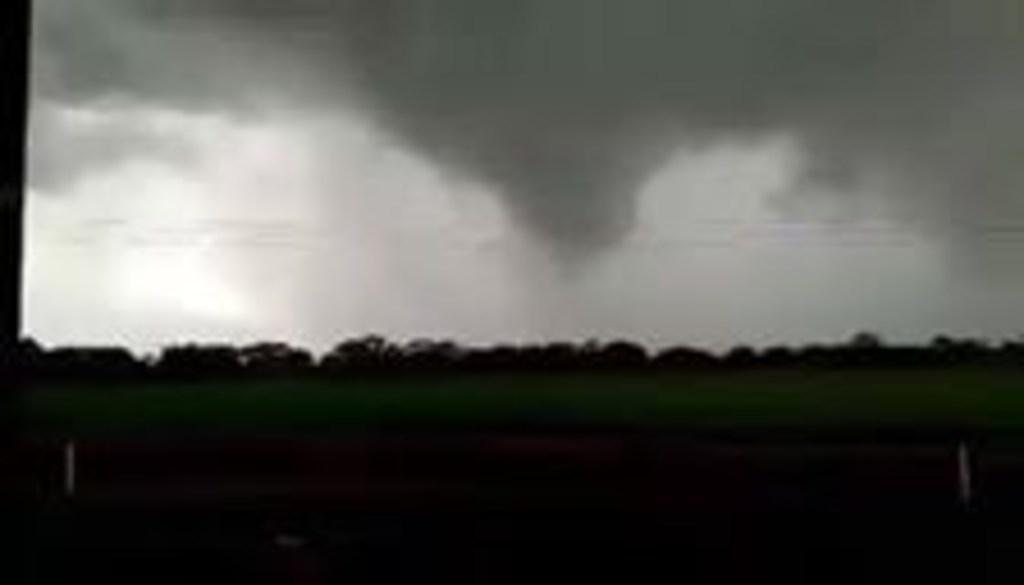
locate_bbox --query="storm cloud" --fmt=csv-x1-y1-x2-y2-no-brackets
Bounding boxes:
31,1,1024,264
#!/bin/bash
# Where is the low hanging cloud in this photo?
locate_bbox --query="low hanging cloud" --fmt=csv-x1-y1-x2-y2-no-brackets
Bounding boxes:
28,103,205,193
31,0,1024,265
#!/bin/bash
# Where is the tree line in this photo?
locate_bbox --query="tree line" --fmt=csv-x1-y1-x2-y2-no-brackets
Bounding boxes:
14,332,1024,384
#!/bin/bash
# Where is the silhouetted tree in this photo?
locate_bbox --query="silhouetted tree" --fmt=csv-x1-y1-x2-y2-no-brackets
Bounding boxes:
827,332,885,368
41,346,143,382
401,339,463,371
537,342,587,371
998,338,1024,367
321,335,401,373
157,344,243,379
794,344,831,368
653,346,718,370
241,342,314,376
461,345,519,372
19,332,1024,384
723,346,758,369
929,336,991,366
760,346,797,368
15,337,45,381
849,331,885,350
593,341,649,370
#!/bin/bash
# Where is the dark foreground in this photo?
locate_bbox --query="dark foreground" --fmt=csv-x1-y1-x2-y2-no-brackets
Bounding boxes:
15,433,1024,584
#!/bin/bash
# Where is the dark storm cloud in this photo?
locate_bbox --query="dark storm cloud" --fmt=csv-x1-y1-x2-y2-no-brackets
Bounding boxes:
32,0,1024,263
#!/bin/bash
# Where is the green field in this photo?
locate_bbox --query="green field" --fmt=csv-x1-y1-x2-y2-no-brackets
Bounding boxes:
23,369,1024,440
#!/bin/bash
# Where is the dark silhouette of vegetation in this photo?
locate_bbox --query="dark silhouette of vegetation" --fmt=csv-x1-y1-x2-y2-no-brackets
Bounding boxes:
724,346,759,369
240,342,315,376
29,345,144,382
15,331,1024,385
321,335,404,374
652,346,719,371
156,344,244,379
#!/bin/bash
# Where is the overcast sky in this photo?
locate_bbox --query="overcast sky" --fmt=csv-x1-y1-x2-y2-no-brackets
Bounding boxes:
24,0,1024,352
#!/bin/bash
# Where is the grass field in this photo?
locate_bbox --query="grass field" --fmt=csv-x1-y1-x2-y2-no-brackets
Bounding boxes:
24,369,1024,585
22,369,1024,439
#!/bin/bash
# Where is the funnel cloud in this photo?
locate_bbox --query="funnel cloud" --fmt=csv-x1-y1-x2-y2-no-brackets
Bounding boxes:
29,0,1024,262
22,1,1024,350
